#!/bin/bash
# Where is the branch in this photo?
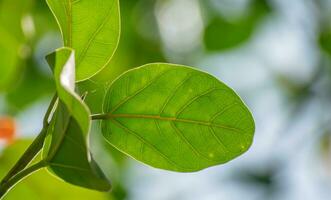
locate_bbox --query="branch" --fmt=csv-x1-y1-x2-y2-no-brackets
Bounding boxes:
91,113,108,120
0,161,47,199
0,94,57,186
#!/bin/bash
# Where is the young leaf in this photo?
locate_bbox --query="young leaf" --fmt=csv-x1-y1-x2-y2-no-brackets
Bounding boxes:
44,47,111,191
100,63,255,172
46,0,120,81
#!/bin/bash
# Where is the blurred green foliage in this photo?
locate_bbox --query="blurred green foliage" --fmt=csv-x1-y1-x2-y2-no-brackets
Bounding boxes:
0,0,58,113
320,29,331,56
0,0,30,91
203,0,271,51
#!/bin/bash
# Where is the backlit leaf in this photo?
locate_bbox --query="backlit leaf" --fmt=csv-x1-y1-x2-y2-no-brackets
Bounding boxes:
101,63,255,172
46,0,120,81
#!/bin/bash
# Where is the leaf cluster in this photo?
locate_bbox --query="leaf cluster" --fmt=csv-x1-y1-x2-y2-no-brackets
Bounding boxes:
0,0,255,197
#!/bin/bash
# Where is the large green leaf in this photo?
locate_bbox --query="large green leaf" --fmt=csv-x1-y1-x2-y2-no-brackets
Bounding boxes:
100,63,255,172
46,0,120,81
43,47,111,191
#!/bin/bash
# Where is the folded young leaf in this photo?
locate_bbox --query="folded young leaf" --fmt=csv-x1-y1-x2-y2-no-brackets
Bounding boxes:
100,63,255,172
46,0,120,81
43,47,111,191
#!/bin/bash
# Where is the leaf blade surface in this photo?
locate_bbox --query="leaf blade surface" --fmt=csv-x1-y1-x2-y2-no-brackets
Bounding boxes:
101,63,255,172
46,0,120,81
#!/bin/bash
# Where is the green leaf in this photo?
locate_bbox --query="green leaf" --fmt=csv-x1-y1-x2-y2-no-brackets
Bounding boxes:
100,63,255,172
46,0,121,81
77,0,167,115
43,47,111,191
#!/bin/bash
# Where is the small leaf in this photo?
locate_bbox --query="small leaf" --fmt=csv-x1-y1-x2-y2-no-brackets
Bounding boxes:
101,63,255,172
46,0,121,81
44,47,111,191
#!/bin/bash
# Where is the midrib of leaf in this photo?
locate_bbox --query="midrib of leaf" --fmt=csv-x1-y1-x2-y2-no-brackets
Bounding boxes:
102,113,243,133
49,163,90,172
63,0,72,46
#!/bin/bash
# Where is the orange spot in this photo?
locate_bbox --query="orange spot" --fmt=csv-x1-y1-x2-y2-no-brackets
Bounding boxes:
0,117,16,144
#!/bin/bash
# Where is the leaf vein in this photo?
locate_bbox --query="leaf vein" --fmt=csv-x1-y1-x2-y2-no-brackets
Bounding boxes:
208,127,230,153
105,113,243,133
111,119,187,171
49,163,90,172
159,73,195,115
76,0,117,66
170,122,216,162
175,88,227,117
210,102,239,122
110,68,174,113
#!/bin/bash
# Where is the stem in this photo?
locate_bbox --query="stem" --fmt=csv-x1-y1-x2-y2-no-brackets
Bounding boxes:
0,94,57,187
0,129,47,185
91,113,108,120
43,94,58,127
0,161,47,199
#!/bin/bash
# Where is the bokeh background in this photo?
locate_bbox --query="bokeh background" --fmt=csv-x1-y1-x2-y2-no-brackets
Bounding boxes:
1,0,331,199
